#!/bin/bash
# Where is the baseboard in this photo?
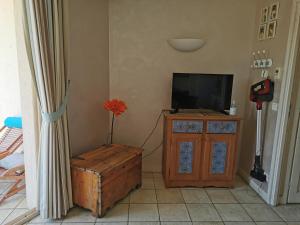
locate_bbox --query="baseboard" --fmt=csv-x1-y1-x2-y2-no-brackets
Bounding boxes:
238,169,269,203
237,169,250,183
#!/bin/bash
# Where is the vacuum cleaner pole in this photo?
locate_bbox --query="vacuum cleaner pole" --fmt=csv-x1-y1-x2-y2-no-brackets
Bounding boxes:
256,108,262,157
250,79,274,182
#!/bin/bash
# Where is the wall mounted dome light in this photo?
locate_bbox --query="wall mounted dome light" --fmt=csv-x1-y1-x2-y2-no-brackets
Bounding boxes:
168,38,205,52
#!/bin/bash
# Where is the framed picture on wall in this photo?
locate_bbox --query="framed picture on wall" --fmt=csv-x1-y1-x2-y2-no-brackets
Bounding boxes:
258,24,267,40
267,21,277,39
269,2,280,20
261,7,269,24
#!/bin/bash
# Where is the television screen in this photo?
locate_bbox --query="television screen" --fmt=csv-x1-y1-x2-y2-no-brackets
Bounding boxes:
171,73,233,111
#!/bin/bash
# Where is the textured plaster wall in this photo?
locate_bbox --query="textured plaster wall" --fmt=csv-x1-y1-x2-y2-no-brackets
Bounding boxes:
109,0,257,171
65,0,110,156
239,0,293,191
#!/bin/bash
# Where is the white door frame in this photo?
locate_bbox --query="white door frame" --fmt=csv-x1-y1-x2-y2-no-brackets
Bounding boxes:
268,0,300,205
14,0,39,209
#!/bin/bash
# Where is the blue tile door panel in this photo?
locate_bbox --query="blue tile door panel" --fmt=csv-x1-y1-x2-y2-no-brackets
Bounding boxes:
178,142,193,174
173,120,203,133
211,142,227,174
207,121,237,134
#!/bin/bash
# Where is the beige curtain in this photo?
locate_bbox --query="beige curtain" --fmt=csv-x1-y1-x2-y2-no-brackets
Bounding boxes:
23,0,73,219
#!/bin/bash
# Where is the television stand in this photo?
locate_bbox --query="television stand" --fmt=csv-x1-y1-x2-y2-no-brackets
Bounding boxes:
162,112,241,188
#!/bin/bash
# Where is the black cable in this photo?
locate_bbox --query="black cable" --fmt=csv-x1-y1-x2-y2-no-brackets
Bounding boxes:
142,141,163,159
140,110,164,148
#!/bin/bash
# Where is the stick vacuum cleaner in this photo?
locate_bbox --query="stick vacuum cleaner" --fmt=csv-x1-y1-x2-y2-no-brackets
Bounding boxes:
250,78,274,182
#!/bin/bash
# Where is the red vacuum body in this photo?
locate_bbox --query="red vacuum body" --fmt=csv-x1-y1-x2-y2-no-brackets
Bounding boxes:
250,79,274,182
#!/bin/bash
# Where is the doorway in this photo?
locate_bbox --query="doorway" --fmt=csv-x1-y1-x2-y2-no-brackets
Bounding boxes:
283,43,300,203
0,0,39,223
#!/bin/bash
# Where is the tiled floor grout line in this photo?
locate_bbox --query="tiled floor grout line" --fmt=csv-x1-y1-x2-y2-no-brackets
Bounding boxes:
229,188,256,223
127,191,130,225
203,188,225,224
269,204,288,223
179,188,192,223
153,175,161,224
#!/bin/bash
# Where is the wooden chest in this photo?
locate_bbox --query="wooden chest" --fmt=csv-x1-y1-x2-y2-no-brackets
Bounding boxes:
71,144,142,217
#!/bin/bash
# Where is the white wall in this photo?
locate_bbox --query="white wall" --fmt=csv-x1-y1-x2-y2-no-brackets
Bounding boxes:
65,0,110,156
0,0,21,125
109,0,257,172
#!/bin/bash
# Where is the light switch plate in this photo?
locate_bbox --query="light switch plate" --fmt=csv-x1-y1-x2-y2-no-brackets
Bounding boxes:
274,67,281,79
261,70,269,78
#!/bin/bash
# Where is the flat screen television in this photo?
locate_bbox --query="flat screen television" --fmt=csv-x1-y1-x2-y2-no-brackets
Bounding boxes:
171,73,233,112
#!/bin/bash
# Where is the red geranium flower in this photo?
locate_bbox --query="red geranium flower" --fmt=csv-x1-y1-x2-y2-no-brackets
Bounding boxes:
103,99,127,144
103,99,127,116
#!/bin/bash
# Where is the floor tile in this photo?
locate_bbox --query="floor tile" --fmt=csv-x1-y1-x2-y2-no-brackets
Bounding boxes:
17,198,29,209
119,196,130,204
142,178,155,189
231,187,264,204
0,209,13,224
62,223,91,225
161,222,192,225
63,207,96,223
242,204,282,222
129,222,160,225
193,223,224,225
187,204,221,222
28,215,62,224
154,177,166,189
96,222,127,225
142,172,154,178
181,189,211,203
273,204,300,221
255,223,287,225
130,189,157,203
3,208,29,224
97,204,128,222
156,189,184,203
234,176,248,189
158,204,190,222
224,223,255,225
33,223,62,225
206,189,237,203
0,194,25,209
153,173,163,179
129,204,159,222
215,204,252,222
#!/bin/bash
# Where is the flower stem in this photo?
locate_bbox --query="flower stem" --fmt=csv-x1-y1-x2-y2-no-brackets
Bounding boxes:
110,113,115,144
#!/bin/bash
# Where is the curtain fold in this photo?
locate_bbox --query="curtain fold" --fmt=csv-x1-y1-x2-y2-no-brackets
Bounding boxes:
23,0,73,219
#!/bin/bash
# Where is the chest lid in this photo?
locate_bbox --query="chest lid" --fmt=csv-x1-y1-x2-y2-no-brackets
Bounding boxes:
71,144,142,175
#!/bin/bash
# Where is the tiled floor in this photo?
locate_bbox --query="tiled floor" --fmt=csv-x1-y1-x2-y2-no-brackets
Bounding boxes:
18,173,300,225
0,180,29,224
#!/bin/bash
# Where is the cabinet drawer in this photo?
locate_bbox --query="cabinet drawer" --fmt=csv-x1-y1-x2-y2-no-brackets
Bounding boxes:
207,121,237,134
172,120,203,133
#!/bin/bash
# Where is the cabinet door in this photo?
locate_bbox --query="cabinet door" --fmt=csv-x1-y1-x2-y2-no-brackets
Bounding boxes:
170,134,202,181
202,134,236,181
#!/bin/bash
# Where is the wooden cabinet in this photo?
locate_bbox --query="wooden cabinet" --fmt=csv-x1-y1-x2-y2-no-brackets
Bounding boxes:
163,113,240,188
